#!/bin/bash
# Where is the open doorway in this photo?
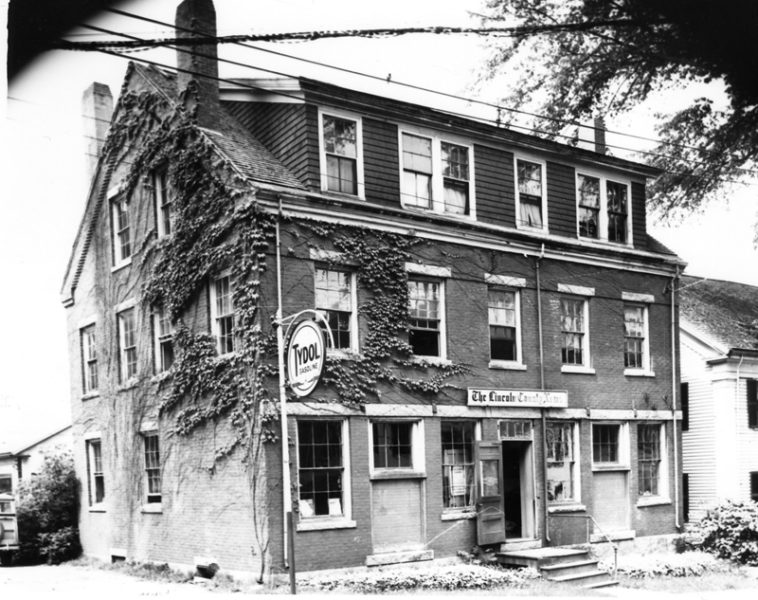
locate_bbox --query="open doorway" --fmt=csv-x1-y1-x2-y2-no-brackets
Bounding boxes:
501,440,535,539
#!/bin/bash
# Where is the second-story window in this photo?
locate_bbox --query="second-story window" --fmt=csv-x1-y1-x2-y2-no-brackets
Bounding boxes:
515,158,546,230
400,131,473,217
408,279,443,358
111,197,131,266
488,289,518,362
211,275,235,355
321,114,360,196
154,169,173,238
560,297,587,367
80,324,98,395
623,304,647,370
315,268,355,351
117,308,137,382
153,307,175,373
576,172,631,244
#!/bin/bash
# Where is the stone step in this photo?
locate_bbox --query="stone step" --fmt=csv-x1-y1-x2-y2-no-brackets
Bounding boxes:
540,559,601,578
496,547,589,569
548,569,615,587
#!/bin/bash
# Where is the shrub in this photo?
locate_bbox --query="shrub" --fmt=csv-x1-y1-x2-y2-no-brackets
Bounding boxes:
687,500,758,565
614,551,729,578
16,451,80,564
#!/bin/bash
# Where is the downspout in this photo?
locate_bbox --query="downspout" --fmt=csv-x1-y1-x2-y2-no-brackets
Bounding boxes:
535,244,550,543
275,197,293,568
671,267,681,530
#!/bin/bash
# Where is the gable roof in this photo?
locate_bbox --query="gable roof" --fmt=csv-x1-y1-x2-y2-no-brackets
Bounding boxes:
679,275,758,353
0,425,71,457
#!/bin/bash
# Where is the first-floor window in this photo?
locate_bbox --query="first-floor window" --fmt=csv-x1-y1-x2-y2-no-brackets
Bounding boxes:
211,275,235,354
117,308,137,382
441,421,475,509
638,424,661,496
297,420,345,518
408,279,443,357
153,307,175,373
561,297,587,366
593,423,620,464
86,439,105,505
546,421,577,503
373,421,413,469
80,324,98,394
143,433,161,504
0,475,11,494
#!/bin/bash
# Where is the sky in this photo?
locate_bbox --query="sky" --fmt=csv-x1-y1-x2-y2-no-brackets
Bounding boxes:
2,0,757,447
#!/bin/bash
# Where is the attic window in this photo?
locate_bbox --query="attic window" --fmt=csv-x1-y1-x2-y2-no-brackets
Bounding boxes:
111,196,132,267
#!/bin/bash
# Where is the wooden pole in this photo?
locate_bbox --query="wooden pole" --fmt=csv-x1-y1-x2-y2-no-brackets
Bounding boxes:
287,510,297,594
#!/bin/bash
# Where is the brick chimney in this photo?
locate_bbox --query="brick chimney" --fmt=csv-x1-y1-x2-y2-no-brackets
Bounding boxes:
593,115,607,155
82,82,113,179
175,0,219,129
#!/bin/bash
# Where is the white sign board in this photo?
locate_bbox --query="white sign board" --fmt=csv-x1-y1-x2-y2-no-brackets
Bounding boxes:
287,320,325,398
467,388,568,408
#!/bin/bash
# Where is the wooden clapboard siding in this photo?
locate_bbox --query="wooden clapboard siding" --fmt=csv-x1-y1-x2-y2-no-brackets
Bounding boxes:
631,181,647,249
363,118,400,207
546,161,577,238
475,145,515,228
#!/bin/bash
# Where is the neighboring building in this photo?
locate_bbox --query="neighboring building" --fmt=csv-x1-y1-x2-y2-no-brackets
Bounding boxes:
61,0,685,579
679,276,758,521
0,425,73,496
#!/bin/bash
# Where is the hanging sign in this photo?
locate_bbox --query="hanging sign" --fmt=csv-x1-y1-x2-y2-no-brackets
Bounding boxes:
286,320,326,397
467,388,568,408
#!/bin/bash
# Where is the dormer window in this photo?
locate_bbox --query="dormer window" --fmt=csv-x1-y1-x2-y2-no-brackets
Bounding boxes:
576,172,631,244
320,111,363,197
515,157,547,231
400,129,474,217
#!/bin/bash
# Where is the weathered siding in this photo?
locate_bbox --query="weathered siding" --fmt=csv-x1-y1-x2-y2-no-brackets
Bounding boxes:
363,117,400,207
546,161,576,238
475,144,515,228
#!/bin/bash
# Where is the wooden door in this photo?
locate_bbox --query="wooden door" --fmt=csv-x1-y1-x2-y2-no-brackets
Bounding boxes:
475,442,506,546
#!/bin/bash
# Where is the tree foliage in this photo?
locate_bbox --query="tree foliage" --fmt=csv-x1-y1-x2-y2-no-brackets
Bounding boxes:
480,0,758,218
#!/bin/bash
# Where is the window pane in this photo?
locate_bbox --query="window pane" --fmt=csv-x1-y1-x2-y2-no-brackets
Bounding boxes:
443,179,468,214
519,196,543,228
546,421,574,502
442,421,475,508
607,181,628,243
480,459,500,497
441,143,469,181
517,160,542,196
402,134,432,173
373,422,413,469
323,115,356,158
593,424,619,463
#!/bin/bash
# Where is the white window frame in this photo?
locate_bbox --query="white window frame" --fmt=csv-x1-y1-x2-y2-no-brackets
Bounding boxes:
318,109,365,199
110,194,132,268
314,267,359,354
86,438,105,508
142,432,162,506
407,276,447,361
398,126,476,219
295,419,353,529
623,302,653,376
487,286,525,370
514,154,548,233
637,422,670,505
368,419,425,476
153,168,173,238
80,322,98,395
441,420,481,514
152,307,175,374
575,169,634,246
546,420,581,505
117,307,137,383
210,272,235,356
591,422,630,470
559,293,593,374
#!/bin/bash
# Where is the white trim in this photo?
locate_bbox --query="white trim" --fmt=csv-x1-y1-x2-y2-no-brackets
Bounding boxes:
484,274,527,288
139,420,158,433
314,267,360,353
398,126,477,219
110,195,132,268
368,418,425,475
557,283,595,296
297,518,357,531
83,431,102,441
622,291,655,303
575,169,634,247
106,181,125,199
545,420,582,505
489,360,527,371
591,421,630,470
77,314,98,329
487,286,525,368
318,108,365,199
405,262,452,278
636,421,669,503
561,365,596,375
114,298,137,313
308,248,358,265
514,153,548,233
210,271,235,356
623,302,651,373
152,307,175,374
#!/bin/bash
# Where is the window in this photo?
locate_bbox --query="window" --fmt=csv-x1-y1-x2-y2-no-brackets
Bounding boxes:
748,379,758,429
576,172,631,244
143,434,161,504
80,324,98,394
153,169,173,237
315,268,355,351
111,197,131,266
751,472,758,503
593,424,620,464
297,420,346,518
488,288,519,362
373,422,413,469
321,113,361,196
400,131,473,216
0,475,11,494
153,308,174,373
681,382,690,432
211,275,235,354
515,158,546,230
638,424,662,496
624,304,648,370
408,279,444,358
546,421,578,503
441,421,475,509
117,308,137,382
560,297,588,367
86,439,105,505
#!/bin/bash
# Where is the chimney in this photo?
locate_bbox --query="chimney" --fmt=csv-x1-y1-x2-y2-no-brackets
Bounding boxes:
593,115,607,155
175,0,220,129
82,82,113,179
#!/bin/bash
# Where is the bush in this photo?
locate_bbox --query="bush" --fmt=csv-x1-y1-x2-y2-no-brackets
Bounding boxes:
16,452,80,564
687,500,758,565
614,551,729,578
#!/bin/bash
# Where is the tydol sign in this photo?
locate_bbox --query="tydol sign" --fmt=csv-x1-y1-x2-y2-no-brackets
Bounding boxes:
286,320,325,397
467,388,568,408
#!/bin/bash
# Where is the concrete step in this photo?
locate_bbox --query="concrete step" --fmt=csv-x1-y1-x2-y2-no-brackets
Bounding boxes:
548,570,615,587
540,559,600,578
586,579,620,589
496,547,589,569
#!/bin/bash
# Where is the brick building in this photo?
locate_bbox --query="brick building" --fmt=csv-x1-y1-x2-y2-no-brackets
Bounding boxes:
62,0,685,579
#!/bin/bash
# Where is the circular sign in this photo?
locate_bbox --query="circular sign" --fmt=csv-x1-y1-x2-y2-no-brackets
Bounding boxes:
286,320,326,397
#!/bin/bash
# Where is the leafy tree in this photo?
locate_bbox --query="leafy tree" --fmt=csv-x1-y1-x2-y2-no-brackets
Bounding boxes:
479,0,758,219
16,451,81,564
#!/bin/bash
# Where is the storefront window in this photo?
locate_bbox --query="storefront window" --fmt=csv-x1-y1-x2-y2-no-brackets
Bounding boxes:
297,420,344,517
441,421,475,509
546,422,576,503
